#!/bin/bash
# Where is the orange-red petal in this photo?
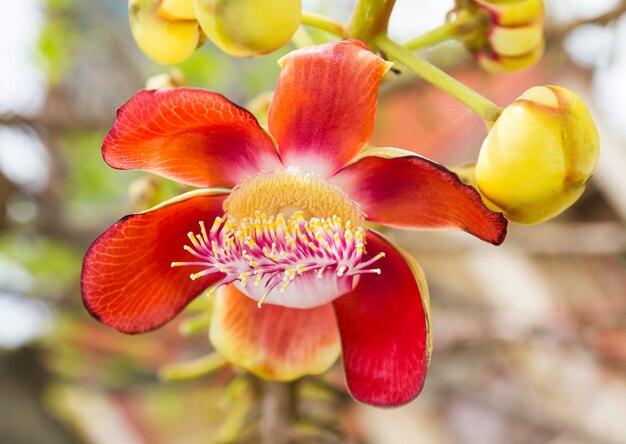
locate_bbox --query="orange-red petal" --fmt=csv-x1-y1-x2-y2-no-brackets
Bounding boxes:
333,230,432,407
81,190,228,333
210,284,341,381
268,40,391,177
102,88,282,188
330,148,507,245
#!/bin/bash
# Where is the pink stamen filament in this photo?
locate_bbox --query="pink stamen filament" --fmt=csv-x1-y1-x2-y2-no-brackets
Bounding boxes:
171,211,384,307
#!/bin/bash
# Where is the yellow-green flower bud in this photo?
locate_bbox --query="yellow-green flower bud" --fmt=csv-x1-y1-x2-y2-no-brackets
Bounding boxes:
193,0,301,57
128,177,162,212
129,0,203,64
455,0,545,73
477,45,543,74
246,90,274,127
474,0,543,26
145,68,187,89
159,0,196,20
475,86,600,224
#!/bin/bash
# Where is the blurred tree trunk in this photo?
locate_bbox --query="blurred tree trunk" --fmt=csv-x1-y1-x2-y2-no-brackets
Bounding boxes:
261,381,296,444
0,348,82,444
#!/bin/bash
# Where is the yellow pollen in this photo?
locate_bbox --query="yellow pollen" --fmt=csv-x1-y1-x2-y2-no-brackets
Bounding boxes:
223,166,364,224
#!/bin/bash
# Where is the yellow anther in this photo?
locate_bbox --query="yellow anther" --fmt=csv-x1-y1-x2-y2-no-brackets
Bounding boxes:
211,217,223,231
257,293,268,308
223,167,365,227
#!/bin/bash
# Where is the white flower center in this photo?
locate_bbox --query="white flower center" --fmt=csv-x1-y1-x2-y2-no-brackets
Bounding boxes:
172,167,383,308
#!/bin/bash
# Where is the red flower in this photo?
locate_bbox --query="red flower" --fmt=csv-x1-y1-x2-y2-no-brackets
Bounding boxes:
81,40,506,407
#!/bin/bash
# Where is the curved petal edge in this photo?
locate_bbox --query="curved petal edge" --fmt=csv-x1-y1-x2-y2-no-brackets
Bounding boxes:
333,230,432,407
210,284,341,381
330,148,508,245
81,190,228,333
103,88,281,188
268,40,392,177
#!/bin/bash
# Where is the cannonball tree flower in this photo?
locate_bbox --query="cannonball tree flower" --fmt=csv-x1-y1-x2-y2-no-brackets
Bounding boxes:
81,40,507,407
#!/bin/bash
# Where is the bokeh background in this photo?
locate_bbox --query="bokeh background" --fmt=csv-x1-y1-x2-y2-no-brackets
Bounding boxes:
2,0,626,443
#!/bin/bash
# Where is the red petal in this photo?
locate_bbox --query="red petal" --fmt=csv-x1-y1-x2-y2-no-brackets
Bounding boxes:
81,190,228,333
333,230,432,407
103,88,282,188
330,149,507,245
210,284,341,381
268,40,391,177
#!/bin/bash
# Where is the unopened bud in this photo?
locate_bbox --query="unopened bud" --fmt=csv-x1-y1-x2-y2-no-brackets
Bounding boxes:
475,86,600,224
476,45,543,74
145,69,187,89
455,0,545,73
194,0,301,57
129,0,203,64
159,0,196,20
129,177,162,211
246,91,274,127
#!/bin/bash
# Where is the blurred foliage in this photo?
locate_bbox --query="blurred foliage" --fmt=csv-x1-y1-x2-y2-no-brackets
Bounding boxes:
0,233,81,299
38,0,78,84
58,130,185,227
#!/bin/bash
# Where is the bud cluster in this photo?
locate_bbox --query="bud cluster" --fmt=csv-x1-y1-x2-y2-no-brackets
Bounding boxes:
129,0,301,63
454,0,545,73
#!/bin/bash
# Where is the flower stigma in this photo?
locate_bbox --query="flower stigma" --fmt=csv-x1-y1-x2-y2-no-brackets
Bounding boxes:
172,167,385,309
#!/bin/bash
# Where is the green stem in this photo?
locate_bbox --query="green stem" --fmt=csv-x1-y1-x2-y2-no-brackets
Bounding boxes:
158,352,228,381
214,377,253,443
291,26,316,49
348,0,396,42
374,34,502,126
178,312,212,337
300,11,345,38
404,21,458,51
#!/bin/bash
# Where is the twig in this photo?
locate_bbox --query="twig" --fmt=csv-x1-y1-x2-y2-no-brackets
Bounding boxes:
260,381,296,444
550,0,626,40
